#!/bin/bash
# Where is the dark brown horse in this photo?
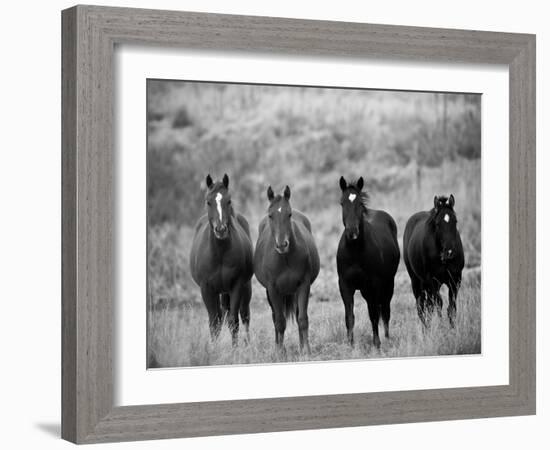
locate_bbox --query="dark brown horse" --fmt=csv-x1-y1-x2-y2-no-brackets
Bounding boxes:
189,174,254,345
254,186,320,353
403,195,464,328
336,177,400,348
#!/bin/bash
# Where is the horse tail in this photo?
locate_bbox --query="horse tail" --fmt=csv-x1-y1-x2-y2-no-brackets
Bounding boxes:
284,295,298,322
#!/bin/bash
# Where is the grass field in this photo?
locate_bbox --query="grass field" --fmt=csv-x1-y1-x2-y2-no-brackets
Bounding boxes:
148,269,481,368
146,81,482,368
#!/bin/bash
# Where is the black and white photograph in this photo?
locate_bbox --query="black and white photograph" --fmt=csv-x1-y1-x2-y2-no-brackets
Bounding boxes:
2,0,544,448
147,80,482,368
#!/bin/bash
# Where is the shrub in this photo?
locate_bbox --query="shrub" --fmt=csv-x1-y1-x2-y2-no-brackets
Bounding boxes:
172,106,193,129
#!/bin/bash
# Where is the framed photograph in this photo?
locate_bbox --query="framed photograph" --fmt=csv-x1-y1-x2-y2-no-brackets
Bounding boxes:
62,5,536,444
146,81,482,369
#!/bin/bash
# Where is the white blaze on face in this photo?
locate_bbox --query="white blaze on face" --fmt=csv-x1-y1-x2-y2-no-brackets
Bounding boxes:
348,193,357,202
444,213,450,223
215,192,223,222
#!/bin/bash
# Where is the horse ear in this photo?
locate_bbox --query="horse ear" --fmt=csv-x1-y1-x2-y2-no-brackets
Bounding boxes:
206,174,213,189
222,173,229,189
339,176,347,191
356,176,364,191
267,186,274,201
284,185,291,200
433,195,438,209
448,194,455,208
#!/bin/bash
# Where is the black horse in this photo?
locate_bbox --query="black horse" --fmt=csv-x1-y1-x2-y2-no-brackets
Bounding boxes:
403,195,464,328
254,185,320,353
189,174,254,345
336,177,400,348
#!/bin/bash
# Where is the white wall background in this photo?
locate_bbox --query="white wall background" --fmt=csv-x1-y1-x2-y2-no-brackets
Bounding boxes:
0,1,546,448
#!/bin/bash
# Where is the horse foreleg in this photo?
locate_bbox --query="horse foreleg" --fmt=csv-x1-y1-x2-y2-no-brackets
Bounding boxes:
411,276,428,329
201,285,222,340
425,277,443,327
362,288,381,349
239,281,252,344
381,281,394,339
447,274,461,328
297,283,311,355
227,283,243,346
338,278,355,346
268,286,286,352
424,291,437,328
415,292,429,330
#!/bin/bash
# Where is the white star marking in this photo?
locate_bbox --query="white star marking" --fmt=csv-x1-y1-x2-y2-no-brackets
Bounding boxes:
348,193,357,202
277,207,282,213
444,214,450,223
215,192,223,221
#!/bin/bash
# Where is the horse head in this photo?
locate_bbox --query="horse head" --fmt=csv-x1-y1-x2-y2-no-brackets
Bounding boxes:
339,176,367,241
431,194,459,262
266,185,292,254
205,173,232,240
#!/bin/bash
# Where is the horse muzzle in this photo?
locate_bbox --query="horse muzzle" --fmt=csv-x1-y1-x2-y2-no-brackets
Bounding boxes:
440,248,455,262
213,224,229,240
346,229,359,241
275,239,290,254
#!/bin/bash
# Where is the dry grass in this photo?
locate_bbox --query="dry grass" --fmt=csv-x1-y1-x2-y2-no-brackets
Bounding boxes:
148,271,481,368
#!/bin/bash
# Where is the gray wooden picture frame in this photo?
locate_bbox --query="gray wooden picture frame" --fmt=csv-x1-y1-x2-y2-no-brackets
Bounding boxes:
61,5,536,444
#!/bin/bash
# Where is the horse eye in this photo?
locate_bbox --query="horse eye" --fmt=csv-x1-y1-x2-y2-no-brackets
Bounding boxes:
289,213,292,218
207,201,211,206
227,200,232,205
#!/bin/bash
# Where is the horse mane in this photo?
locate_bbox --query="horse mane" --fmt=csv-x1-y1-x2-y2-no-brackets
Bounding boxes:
359,190,370,211
349,180,370,212
427,208,439,226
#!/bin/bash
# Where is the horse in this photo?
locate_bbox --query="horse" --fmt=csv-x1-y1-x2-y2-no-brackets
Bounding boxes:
254,185,320,354
403,195,464,328
189,174,254,345
336,176,400,348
